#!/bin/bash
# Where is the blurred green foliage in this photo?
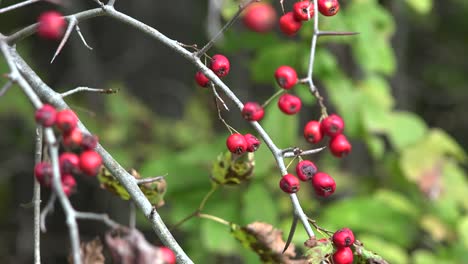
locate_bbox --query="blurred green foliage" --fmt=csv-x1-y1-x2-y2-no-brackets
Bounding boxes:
1,0,468,263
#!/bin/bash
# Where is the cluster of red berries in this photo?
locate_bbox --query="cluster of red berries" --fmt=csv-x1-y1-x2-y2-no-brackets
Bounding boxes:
279,160,335,197
195,54,231,87
34,104,102,196
226,133,261,155
280,0,340,36
331,228,355,264
37,11,66,40
304,114,351,157
274,66,302,115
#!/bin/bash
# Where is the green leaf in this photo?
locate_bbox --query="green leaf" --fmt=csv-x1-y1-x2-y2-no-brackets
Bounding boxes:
304,239,334,263
210,151,255,185
458,217,468,251
358,234,409,264
386,112,427,151
242,183,278,226
261,103,299,148
406,0,433,14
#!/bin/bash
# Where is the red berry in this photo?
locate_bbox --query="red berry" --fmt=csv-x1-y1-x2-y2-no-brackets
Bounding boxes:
333,228,355,248
243,3,277,33
279,174,300,193
318,0,340,17
59,152,80,174
55,109,78,133
320,114,344,137
295,160,318,181
279,12,302,36
311,172,336,197
210,54,230,78
244,134,261,152
304,120,323,144
278,94,302,115
79,150,102,176
242,102,264,121
226,133,248,155
293,1,315,21
81,134,99,150
37,11,66,40
274,66,298,89
329,134,351,157
35,104,57,127
159,247,176,264
62,128,83,149
333,247,354,264
34,162,53,187
61,174,76,197
195,71,210,87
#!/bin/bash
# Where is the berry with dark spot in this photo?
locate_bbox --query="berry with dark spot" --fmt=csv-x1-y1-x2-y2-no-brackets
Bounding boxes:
226,133,248,155
244,134,261,152
278,94,302,115
210,54,230,78
274,66,298,89
311,172,336,197
279,174,300,193
242,102,264,121
35,104,57,127
295,160,318,181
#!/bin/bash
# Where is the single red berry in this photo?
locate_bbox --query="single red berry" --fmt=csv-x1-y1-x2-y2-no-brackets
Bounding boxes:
304,120,323,144
329,134,351,157
243,2,277,33
62,128,83,149
61,173,76,197
34,162,53,187
55,109,78,133
318,0,340,17
59,152,80,174
293,1,315,21
333,228,355,248
159,247,176,264
279,174,300,193
210,54,230,78
244,134,261,152
242,102,265,121
37,11,66,40
79,150,102,176
195,71,210,87
320,114,344,137
311,172,336,197
274,66,298,89
81,134,99,150
35,104,57,127
333,247,354,264
295,160,318,181
226,133,248,155
278,94,302,115
279,12,302,36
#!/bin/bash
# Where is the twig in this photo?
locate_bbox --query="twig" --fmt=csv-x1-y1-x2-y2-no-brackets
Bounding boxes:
40,193,56,232
0,79,13,96
318,31,359,36
51,17,77,63
195,0,257,57
61,87,117,97
198,213,229,226
129,202,136,229
0,0,40,14
33,127,43,264
211,83,229,111
283,147,326,158
136,176,165,185
75,24,93,50
75,211,120,229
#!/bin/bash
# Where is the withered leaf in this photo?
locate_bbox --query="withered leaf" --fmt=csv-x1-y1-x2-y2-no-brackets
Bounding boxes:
68,237,105,264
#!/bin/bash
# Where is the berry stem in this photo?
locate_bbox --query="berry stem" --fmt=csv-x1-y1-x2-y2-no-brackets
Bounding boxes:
261,88,286,108
197,213,230,226
40,192,56,232
61,86,118,97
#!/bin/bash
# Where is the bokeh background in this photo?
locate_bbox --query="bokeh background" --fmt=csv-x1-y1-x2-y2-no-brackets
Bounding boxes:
0,0,467,263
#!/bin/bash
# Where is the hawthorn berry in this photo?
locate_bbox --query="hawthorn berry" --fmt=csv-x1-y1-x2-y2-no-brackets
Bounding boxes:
279,174,300,194
242,102,264,121
318,0,340,17
274,66,298,90
332,228,355,248
159,247,176,264
243,2,277,33
210,54,230,78
195,71,210,87
311,172,336,197
332,247,354,264
79,150,102,176
226,133,248,155
329,134,351,157
59,152,80,174
35,104,57,127
55,109,78,133
34,162,52,187
279,12,302,36
244,134,261,152
62,128,83,149
320,114,344,137
37,11,66,40
278,94,302,115
304,120,323,144
293,1,314,21
295,160,318,181
81,134,99,150
61,174,76,197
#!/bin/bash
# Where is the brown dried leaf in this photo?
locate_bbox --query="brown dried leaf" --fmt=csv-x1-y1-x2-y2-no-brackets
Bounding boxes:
68,237,105,264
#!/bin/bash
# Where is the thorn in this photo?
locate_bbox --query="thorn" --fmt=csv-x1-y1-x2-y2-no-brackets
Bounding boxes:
318,31,360,36
51,17,77,63
282,214,298,254
75,24,93,50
